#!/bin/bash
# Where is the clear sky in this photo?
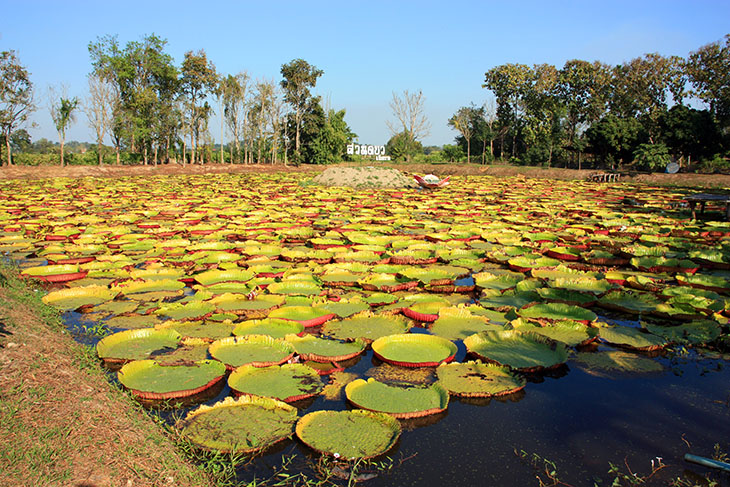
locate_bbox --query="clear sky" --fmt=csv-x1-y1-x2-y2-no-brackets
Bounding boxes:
2,0,729,147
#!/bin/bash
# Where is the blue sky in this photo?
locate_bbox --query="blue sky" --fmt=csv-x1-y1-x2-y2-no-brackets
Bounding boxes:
2,0,729,147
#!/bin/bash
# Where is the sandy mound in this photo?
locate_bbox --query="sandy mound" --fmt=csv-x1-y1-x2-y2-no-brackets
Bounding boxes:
312,166,418,189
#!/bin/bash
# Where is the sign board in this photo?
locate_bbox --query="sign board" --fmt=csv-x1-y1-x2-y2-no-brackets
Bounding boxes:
347,144,389,161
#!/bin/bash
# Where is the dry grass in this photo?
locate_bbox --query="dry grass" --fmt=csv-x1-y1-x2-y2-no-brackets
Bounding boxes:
0,267,213,487
2,161,729,189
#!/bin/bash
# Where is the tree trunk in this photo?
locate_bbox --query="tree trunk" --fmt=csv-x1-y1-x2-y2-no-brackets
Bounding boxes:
115,145,120,165
5,134,12,166
97,140,103,165
143,145,148,166
153,145,158,167
466,139,471,164
220,98,225,164
182,139,186,165
60,137,65,167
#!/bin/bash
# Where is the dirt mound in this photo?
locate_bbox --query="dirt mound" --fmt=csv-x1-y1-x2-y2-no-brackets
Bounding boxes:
311,166,418,189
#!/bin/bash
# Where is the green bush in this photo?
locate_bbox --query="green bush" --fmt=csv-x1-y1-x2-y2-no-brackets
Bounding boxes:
697,154,730,174
633,143,671,172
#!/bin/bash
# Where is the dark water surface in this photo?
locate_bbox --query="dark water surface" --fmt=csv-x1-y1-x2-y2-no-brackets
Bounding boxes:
63,308,730,487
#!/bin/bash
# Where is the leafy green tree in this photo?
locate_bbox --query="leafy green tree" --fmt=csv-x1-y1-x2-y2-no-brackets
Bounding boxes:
306,108,356,164
659,105,722,165
448,106,476,163
88,34,178,165
49,88,79,167
557,60,611,166
180,50,217,164
586,115,647,167
280,59,323,163
0,50,34,166
685,34,730,128
483,63,532,159
609,53,684,142
442,144,464,162
386,131,422,162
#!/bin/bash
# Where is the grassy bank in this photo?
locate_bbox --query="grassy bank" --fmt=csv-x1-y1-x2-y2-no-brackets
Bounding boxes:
0,264,214,487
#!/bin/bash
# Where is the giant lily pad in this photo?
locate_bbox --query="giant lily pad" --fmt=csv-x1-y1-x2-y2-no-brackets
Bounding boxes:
345,378,449,418
429,307,502,341
178,395,297,453
117,359,226,400
371,334,457,367
322,311,411,342
96,328,181,365
436,361,526,397
233,318,304,338
508,318,599,347
285,334,367,362
517,302,597,324
154,301,216,321
42,285,118,311
209,335,295,369
598,325,667,351
464,330,569,372
296,410,401,460
228,363,323,402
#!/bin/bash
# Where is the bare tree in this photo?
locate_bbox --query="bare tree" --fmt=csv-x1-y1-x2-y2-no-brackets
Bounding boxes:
252,79,274,164
267,86,287,165
84,74,114,165
223,71,249,164
386,89,431,142
482,99,499,163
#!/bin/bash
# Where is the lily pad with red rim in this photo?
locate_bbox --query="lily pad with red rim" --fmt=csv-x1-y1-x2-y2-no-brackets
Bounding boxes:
345,378,449,419
371,333,457,367
228,363,323,402
117,358,226,400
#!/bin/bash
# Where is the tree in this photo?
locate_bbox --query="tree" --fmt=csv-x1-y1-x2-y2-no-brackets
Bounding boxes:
88,34,178,165
48,86,79,167
609,53,684,142
483,64,532,159
222,72,249,164
448,106,475,163
586,114,647,167
557,60,611,166
84,73,114,165
280,59,323,164
387,90,430,153
659,105,722,165
0,50,34,166
293,96,326,164
180,50,217,164
386,131,423,162
685,34,730,128
306,108,356,164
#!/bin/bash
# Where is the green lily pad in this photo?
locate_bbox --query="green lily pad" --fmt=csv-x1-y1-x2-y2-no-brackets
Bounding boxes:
96,328,181,364
322,311,411,342
228,363,323,402
464,330,569,372
118,359,226,399
285,334,367,362
643,320,722,346
267,280,322,296
508,318,599,347
296,410,401,460
371,334,457,367
598,325,667,351
209,335,295,369
231,317,303,338
429,308,503,341
154,301,216,321
42,285,118,310
193,268,254,286
517,302,597,323
178,395,297,453
436,361,526,397
345,378,449,418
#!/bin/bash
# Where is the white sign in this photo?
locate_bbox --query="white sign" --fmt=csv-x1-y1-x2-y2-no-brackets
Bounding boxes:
347,144,386,157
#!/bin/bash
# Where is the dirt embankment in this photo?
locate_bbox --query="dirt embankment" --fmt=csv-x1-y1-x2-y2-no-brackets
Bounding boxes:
0,268,212,487
1,161,729,189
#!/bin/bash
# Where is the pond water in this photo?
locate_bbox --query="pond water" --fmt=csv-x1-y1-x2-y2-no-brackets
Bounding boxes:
64,310,730,486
